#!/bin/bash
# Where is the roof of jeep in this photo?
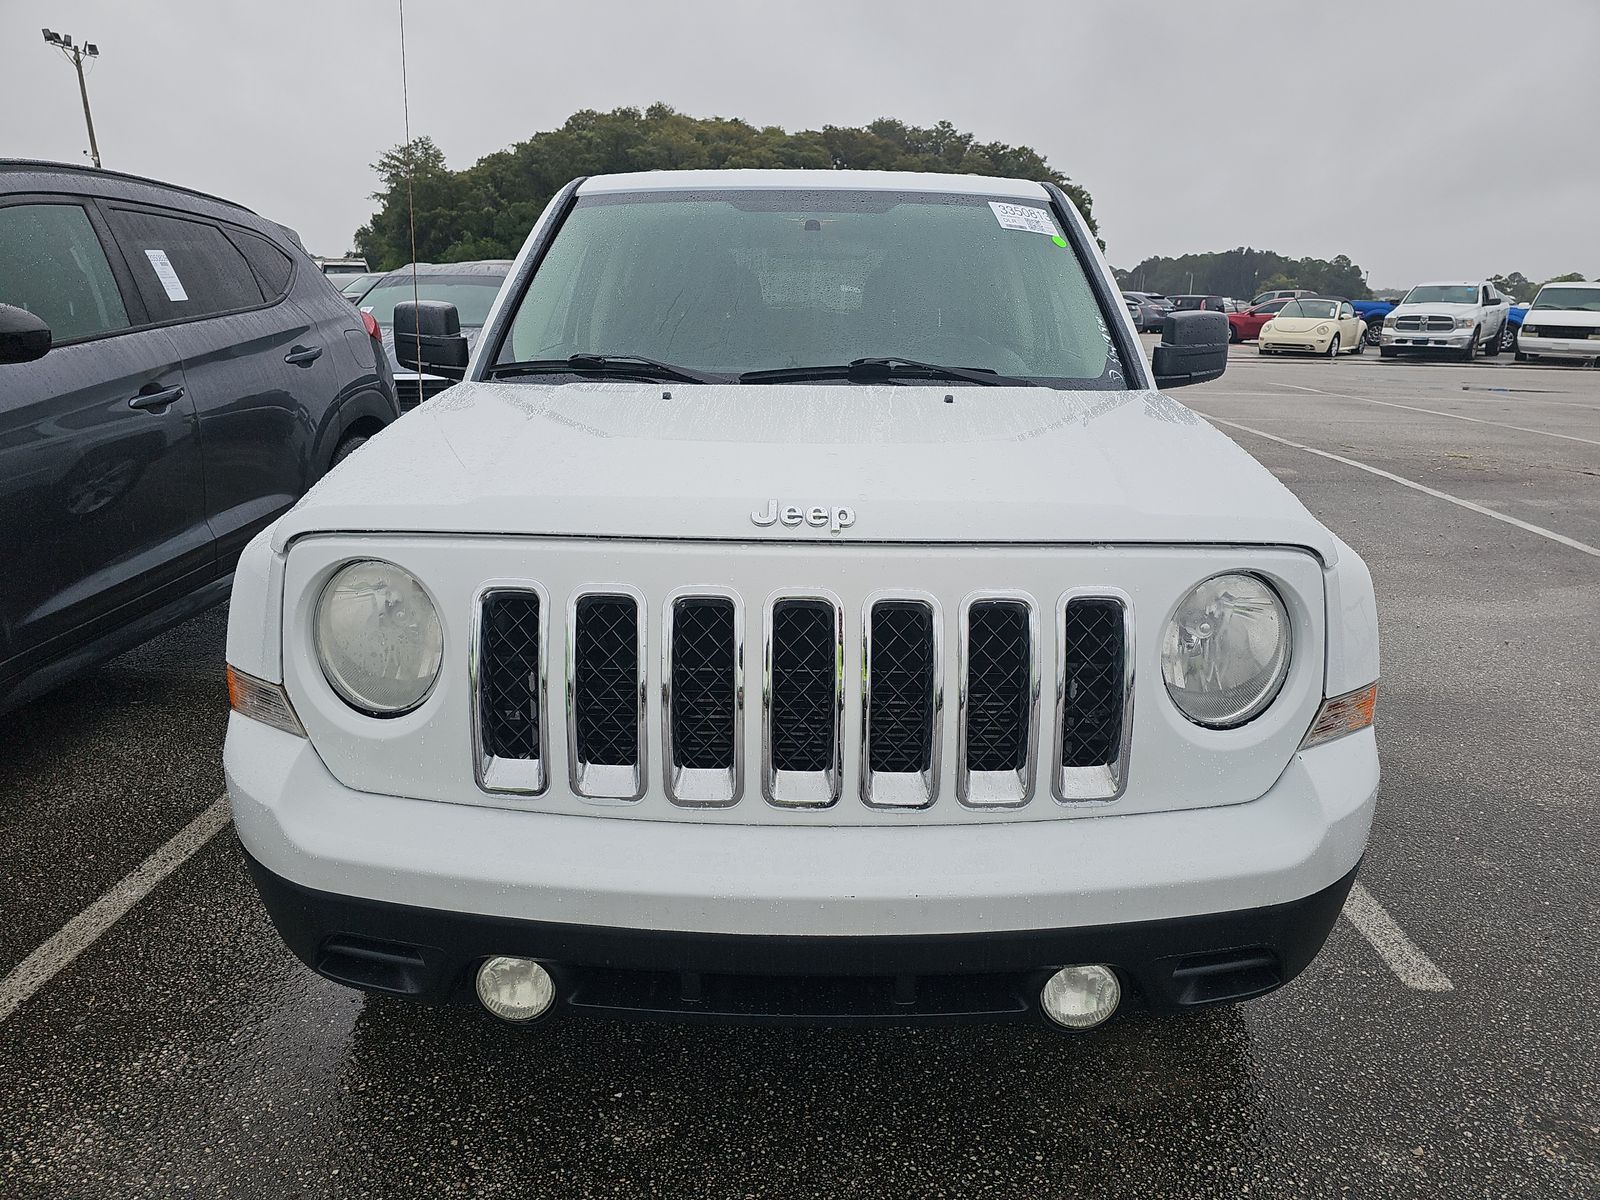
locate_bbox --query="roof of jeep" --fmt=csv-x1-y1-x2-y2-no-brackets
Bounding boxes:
578,169,1050,199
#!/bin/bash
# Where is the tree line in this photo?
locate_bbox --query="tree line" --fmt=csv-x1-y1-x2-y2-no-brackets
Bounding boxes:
354,105,1096,270
1488,271,1592,304
1115,247,1374,301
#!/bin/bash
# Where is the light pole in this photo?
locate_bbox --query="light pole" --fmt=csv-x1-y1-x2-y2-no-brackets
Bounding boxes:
41,29,102,169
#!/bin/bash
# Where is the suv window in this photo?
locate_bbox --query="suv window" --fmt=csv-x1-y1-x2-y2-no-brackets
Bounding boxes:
498,189,1125,387
0,202,130,342
107,208,264,320
227,229,294,300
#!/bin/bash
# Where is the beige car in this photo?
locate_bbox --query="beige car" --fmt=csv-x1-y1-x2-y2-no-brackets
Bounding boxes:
1259,298,1367,357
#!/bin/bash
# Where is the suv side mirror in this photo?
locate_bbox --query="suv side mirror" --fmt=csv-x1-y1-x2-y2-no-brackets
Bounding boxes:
393,300,468,378
1151,310,1229,389
0,304,52,365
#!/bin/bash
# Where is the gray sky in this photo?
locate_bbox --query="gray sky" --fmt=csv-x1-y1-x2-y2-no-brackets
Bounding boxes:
4,1,1596,287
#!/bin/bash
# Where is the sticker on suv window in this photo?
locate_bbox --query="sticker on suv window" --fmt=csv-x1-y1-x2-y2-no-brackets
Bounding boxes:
143,249,189,302
988,201,1060,237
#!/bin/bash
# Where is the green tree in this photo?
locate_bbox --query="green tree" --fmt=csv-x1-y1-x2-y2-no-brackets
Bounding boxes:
1114,247,1373,301
354,106,1096,270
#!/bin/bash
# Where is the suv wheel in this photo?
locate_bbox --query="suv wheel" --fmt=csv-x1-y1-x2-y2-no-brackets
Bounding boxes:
1499,322,1518,353
1484,321,1503,357
1461,327,1479,361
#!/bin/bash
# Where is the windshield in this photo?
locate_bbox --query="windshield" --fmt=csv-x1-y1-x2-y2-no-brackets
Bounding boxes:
361,277,504,327
496,189,1125,387
1279,299,1338,319
1531,286,1600,312
1402,285,1478,306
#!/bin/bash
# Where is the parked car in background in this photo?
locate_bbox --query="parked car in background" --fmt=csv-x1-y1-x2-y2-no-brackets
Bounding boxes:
1259,297,1367,357
1515,281,1600,364
0,160,398,714
1250,288,1315,307
316,256,370,281
1170,294,1231,313
338,271,382,301
1228,297,1295,343
1378,280,1509,360
357,260,512,408
1121,291,1169,333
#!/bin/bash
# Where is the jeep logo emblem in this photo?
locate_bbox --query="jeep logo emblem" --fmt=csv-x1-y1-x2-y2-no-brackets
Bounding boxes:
750,499,856,534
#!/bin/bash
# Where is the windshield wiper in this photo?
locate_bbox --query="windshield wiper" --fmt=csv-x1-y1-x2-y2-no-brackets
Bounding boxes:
738,357,1039,387
491,354,721,384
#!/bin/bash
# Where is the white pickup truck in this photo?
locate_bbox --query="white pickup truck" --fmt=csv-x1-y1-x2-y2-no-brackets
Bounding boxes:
1379,279,1511,360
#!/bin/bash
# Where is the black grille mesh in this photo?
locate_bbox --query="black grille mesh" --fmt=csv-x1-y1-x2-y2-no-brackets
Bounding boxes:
573,595,640,767
1060,598,1126,769
670,598,737,770
868,601,936,773
965,601,1032,773
769,600,837,773
479,592,541,760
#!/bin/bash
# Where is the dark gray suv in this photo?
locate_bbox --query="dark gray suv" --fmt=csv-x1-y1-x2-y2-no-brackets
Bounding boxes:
0,161,400,714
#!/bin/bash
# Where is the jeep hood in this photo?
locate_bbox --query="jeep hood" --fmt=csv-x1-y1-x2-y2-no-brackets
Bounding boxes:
275,382,1338,561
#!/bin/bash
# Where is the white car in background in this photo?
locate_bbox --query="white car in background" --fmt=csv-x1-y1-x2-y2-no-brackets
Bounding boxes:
223,169,1379,1035
1515,281,1600,364
1379,280,1510,360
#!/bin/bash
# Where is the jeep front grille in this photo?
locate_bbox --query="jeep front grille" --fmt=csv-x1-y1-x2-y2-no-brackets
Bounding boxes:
473,586,1132,812
1055,594,1135,801
567,591,645,799
1394,314,1455,333
764,597,844,806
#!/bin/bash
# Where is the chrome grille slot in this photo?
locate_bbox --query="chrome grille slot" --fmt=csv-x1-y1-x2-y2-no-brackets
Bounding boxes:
764,596,843,806
958,596,1038,808
1054,593,1135,802
473,588,547,795
663,593,742,806
861,595,940,809
567,591,645,799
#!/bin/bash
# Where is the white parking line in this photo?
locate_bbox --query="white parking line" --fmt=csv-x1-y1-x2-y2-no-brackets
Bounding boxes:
1202,415,1600,559
1277,383,1600,447
0,793,231,1025
1342,882,1454,992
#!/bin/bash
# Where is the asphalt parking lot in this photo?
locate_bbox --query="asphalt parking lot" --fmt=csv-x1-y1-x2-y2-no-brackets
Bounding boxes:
1,346,1596,1199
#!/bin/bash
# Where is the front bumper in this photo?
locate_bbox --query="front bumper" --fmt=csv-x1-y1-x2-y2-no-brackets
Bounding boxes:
227,715,1377,1023
1261,332,1333,354
1381,328,1474,350
1518,334,1600,360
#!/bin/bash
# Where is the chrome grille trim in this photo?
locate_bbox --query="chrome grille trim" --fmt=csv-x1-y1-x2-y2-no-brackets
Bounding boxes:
566,586,647,801
661,588,744,807
1053,589,1136,804
956,592,1040,809
859,591,942,810
762,591,844,808
470,584,549,796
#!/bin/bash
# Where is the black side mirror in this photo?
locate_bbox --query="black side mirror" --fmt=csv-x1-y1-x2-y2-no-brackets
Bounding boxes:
1151,310,1229,389
393,300,468,378
0,303,52,365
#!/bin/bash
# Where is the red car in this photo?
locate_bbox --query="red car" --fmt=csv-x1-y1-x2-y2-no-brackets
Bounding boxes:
1228,297,1294,343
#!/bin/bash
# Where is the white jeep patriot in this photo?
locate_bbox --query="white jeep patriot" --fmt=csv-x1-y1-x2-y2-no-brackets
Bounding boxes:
224,169,1379,1032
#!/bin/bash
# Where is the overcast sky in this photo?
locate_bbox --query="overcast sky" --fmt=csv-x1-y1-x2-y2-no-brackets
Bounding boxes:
4,1,1596,287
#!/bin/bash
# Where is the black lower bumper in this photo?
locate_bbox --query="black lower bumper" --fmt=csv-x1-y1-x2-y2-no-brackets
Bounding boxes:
245,852,1357,1027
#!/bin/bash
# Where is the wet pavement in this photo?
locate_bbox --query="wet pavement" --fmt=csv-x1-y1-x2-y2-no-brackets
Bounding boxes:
1,347,1597,1198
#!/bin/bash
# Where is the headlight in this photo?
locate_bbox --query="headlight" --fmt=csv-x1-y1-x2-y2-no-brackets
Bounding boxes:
314,560,443,715
1261,320,1275,332
1382,317,1397,327
1521,325,1537,337
1316,324,1331,335
1454,316,1476,329
1161,573,1290,728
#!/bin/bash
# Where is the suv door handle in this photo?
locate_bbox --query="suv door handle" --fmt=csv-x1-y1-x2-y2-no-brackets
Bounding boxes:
128,384,184,412
285,344,323,366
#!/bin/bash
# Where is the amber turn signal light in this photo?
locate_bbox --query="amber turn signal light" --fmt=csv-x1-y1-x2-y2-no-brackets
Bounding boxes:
1299,682,1377,750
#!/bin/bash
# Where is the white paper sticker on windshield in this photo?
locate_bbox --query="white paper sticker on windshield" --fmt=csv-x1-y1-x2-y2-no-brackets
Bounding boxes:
988,201,1059,237
143,249,189,302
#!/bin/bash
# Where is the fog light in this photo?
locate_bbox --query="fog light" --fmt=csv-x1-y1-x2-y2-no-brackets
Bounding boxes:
1040,965,1121,1030
475,956,555,1022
